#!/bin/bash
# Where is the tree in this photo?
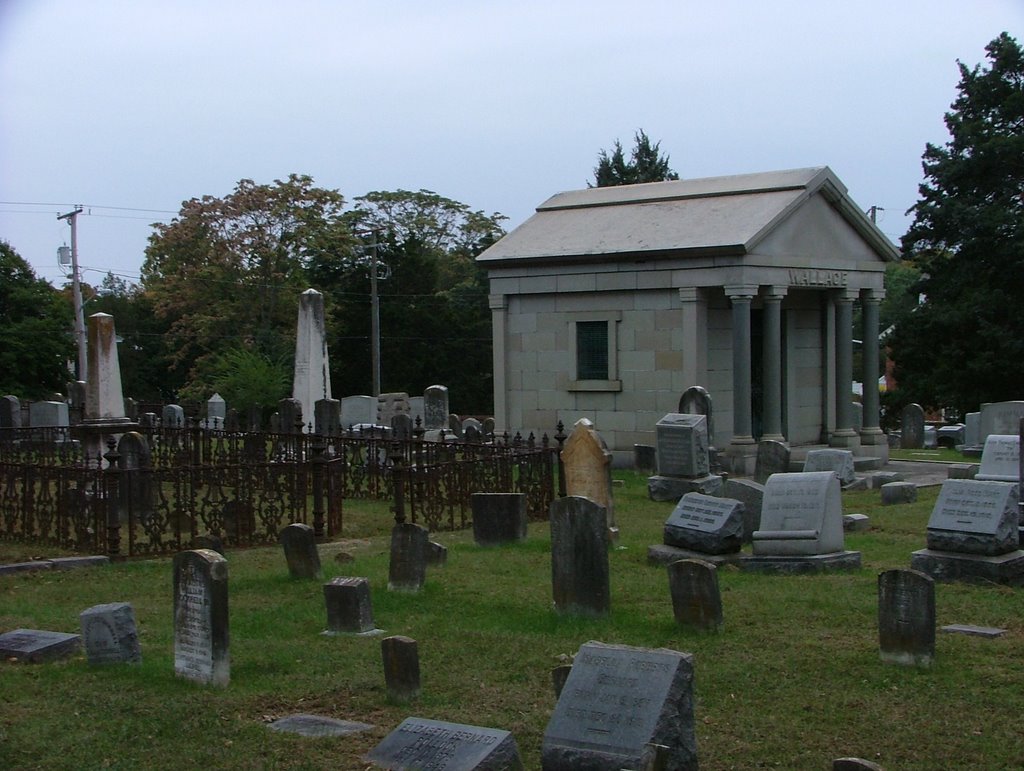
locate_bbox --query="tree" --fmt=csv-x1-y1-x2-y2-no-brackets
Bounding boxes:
0,240,73,398
592,129,679,187
890,33,1024,417
142,175,352,401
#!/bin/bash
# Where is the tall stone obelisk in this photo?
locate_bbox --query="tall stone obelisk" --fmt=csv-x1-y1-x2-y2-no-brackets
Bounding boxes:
292,289,332,432
79,312,136,458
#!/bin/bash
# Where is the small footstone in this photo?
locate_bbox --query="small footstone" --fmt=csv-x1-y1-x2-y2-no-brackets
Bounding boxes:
267,713,374,738
940,624,1006,638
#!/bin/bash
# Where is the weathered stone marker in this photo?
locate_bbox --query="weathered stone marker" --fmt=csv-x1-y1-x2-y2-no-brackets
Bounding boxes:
280,522,322,579
381,635,420,703
323,577,377,635
901,403,925,449
975,434,1019,482
423,384,449,430
549,496,610,617
0,629,81,663
471,492,527,546
79,602,142,665
878,569,935,668
803,448,856,486
755,439,790,484
561,418,616,537
389,522,429,591
668,559,723,632
663,493,744,555
541,640,697,770
366,716,523,770
173,549,229,687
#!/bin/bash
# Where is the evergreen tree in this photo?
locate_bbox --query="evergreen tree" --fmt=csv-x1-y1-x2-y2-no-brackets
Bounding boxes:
891,33,1024,416
593,129,679,187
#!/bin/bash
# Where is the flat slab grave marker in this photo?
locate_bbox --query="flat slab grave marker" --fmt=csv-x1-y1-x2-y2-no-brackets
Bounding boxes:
0,629,80,663
663,493,744,555
173,549,229,687
975,434,1019,482
366,717,523,770
541,641,697,770
280,522,322,579
268,713,374,738
655,413,709,478
79,602,142,665
878,569,935,668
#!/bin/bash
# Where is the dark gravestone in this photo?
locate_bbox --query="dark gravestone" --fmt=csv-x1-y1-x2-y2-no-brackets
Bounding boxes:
550,496,610,617
79,602,142,665
723,478,764,544
389,522,429,591
423,385,449,430
280,522,322,579
426,541,448,566
655,413,709,477
173,549,229,687
323,577,376,635
117,431,154,525
314,398,340,436
139,412,158,428
366,717,523,771
541,640,698,771
668,559,723,632
901,403,925,449
123,396,139,422
268,714,373,738
278,397,304,434
678,385,714,444
0,629,80,663
381,635,420,703
925,479,1019,555
755,439,790,484
881,481,918,505
1,394,22,428
224,407,240,431
471,492,527,546
447,413,464,438
633,443,657,473
878,569,935,668
391,412,413,441
663,493,744,555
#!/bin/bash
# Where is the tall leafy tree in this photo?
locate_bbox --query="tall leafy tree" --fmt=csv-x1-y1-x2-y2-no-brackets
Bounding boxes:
0,240,73,398
142,174,351,401
592,129,679,187
891,32,1024,416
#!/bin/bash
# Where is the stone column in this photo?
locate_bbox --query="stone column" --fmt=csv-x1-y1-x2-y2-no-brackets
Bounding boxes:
761,287,787,443
678,287,707,397
859,289,888,460
830,290,860,450
726,286,757,474
489,294,508,434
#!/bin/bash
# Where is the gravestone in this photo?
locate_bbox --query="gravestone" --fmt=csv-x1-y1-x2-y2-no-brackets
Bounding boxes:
117,431,154,525
471,492,527,546
204,393,226,429
79,602,142,665
377,392,411,427
278,397,304,434
878,569,935,668
123,396,138,422
744,471,860,573
678,385,714,445
549,496,610,617
68,381,86,423
224,407,240,431
901,403,925,449
633,444,656,472
723,478,764,544
173,549,229,687
139,412,158,428
366,717,523,771
427,541,448,565
408,396,424,428
269,714,373,738
881,481,917,505
323,577,377,635
979,400,1024,443
655,413,709,477
280,523,321,579
662,493,744,555
194,533,225,555
803,448,856,486
964,412,981,447
292,289,332,434
29,400,69,428
541,640,697,770
668,559,723,632
462,417,483,441
83,313,130,424
1,394,22,428
755,439,790,484
391,412,413,441
975,434,1019,482
447,413,464,438
912,479,1024,585
0,629,81,663
561,418,616,537
162,403,185,428
389,522,428,591
381,635,420,703
341,395,376,429
313,398,341,437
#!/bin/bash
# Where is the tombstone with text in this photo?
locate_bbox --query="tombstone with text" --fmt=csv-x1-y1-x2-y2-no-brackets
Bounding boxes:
80,601,142,665
173,549,229,686
975,434,1019,482
561,418,616,537
878,569,934,668
803,448,857,486
648,413,723,502
366,717,523,770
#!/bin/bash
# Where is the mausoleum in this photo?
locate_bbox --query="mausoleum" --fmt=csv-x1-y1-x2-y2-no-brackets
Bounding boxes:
477,167,899,472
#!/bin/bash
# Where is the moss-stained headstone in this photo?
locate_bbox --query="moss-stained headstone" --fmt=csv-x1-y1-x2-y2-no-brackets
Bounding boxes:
173,549,229,687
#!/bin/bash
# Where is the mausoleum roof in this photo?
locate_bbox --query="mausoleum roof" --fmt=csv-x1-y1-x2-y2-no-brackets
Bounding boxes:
477,166,899,265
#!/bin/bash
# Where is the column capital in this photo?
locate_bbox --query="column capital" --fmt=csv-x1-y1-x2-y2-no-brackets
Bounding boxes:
763,285,788,301
834,288,858,303
678,287,702,303
724,284,757,300
488,294,507,311
860,287,885,304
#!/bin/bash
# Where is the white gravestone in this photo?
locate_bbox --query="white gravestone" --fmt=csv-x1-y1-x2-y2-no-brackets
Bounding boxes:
753,472,845,556
980,401,1024,444
292,289,332,433
802,448,856,486
975,435,1019,482
925,479,1019,555
173,549,229,687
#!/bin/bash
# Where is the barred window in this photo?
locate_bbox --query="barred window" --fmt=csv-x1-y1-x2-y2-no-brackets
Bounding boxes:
576,320,609,380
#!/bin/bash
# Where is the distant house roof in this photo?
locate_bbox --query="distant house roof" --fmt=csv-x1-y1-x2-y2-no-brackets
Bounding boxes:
478,166,900,265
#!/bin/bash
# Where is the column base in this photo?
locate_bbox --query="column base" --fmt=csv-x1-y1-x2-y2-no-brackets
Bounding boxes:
859,428,889,462
760,433,786,443
829,429,861,451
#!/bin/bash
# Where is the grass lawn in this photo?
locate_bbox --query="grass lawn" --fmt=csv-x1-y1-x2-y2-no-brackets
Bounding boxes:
1,472,1022,770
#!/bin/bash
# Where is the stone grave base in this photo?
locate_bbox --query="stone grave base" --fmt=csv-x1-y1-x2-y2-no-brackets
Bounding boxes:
739,550,862,575
647,543,742,567
910,548,1024,586
647,474,723,502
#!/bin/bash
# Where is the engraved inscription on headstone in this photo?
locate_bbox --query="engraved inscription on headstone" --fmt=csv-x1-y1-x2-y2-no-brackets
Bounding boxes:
753,472,845,556
975,434,1019,482
0,628,81,663
173,549,229,687
878,569,935,668
366,717,523,770
925,479,1019,555
655,414,709,478
663,493,744,554
79,602,142,665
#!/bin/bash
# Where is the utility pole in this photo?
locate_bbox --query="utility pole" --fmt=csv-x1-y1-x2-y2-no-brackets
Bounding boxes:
867,205,884,224
58,206,86,383
369,232,381,397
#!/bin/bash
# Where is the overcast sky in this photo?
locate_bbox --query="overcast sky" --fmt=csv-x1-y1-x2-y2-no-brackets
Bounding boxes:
2,1,1022,289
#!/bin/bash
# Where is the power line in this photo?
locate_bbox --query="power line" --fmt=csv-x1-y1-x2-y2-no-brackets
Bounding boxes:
0,200,177,214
